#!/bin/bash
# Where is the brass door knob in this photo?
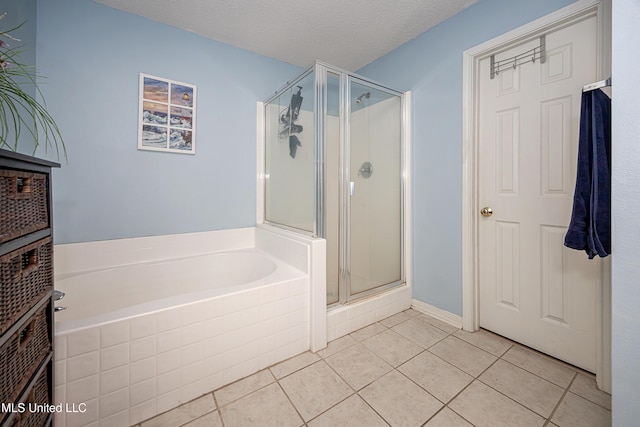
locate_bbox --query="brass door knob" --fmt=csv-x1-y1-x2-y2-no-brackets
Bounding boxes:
480,207,493,217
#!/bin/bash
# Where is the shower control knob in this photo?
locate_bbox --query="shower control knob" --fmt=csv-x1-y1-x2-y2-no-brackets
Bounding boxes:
480,207,493,217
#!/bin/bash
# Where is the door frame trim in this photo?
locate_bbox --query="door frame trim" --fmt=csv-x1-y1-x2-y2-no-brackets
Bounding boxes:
461,0,611,391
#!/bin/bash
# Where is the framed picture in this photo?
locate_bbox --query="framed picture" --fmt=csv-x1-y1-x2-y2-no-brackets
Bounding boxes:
138,73,196,154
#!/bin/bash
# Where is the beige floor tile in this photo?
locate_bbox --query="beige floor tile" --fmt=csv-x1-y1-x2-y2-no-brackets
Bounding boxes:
349,322,388,341
424,407,474,426
141,394,215,427
569,373,611,410
398,351,473,403
307,395,387,427
392,317,448,348
269,351,320,379
429,336,497,377
479,359,564,417
324,343,392,390
214,369,275,407
279,360,352,421
183,411,223,427
551,392,612,427
412,312,460,334
317,335,358,358
380,311,413,327
219,383,303,427
449,381,545,427
362,329,423,367
453,329,513,356
502,345,576,388
360,370,443,426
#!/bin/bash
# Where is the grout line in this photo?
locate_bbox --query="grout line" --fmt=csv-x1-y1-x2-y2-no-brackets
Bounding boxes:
420,405,447,427
357,391,393,427
497,355,576,390
452,328,515,358
178,407,220,427
211,373,274,408
444,403,478,427
275,379,309,426
217,408,226,427
210,390,226,427
545,372,578,425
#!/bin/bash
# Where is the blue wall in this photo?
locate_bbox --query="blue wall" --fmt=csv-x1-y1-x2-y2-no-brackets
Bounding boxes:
358,0,577,315
611,1,640,424
35,0,301,243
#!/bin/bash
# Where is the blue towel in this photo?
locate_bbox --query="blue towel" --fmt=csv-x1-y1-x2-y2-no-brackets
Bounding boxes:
564,88,611,258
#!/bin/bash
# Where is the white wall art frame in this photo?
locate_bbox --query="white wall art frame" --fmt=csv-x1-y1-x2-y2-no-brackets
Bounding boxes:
138,73,196,154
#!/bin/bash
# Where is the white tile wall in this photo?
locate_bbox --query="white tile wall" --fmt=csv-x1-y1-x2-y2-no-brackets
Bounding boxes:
255,225,311,274
54,228,313,426
55,278,310,426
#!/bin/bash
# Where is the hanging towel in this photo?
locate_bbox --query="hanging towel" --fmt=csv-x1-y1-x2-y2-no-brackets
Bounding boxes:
289,135,302,159
564,88,611,258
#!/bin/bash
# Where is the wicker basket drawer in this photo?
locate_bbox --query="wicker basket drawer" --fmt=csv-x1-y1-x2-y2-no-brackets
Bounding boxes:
0,304,51,406
0,237,53,334
5,363,51,427
0,170,49,244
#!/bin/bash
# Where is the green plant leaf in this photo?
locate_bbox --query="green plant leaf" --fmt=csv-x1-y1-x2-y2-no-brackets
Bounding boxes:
1,15,66,160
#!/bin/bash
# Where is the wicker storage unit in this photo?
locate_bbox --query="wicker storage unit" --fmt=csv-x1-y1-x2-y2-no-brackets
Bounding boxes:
0,170,49,245
0,303,51,405
9,363,52,427
1,149,58,427
0,238,54,334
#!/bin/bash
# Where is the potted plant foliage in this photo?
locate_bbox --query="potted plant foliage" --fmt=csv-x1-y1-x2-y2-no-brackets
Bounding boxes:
0,12,64,159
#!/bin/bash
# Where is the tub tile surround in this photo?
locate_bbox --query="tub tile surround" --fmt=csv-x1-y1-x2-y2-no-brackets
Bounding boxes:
53,227,321,426
135,309,611,427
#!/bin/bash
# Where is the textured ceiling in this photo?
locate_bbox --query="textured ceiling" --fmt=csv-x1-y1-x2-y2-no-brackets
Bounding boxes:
95,0,477,70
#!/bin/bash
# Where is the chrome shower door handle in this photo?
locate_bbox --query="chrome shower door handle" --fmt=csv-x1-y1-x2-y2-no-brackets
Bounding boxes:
358,162,373,178
350,182,355,196
54,290,65,301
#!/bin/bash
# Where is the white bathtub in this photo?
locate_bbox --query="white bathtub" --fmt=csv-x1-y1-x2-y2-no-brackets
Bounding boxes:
55,248,300,333
53,227,323,427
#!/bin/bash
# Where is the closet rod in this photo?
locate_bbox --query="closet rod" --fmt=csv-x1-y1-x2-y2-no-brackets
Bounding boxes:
583,77,611,92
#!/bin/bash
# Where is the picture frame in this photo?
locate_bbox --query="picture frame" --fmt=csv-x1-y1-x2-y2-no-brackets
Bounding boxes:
138,73,196,154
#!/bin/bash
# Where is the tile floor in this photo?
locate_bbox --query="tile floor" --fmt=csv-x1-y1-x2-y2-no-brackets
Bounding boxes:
136,309,612,427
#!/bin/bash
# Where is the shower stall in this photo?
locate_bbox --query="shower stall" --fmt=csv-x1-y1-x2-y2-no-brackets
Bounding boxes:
260,61,411,313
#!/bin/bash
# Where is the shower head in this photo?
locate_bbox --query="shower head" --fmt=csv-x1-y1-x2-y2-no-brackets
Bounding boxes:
355,92,371,104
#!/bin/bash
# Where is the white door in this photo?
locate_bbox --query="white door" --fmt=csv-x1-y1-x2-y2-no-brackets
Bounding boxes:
478,14,601,372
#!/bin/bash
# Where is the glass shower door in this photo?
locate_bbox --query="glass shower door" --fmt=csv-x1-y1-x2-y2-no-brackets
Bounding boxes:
347,79,403,298
264,71,315,233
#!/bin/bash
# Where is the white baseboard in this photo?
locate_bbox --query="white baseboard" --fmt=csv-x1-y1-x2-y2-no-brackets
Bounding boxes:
411,299,463,329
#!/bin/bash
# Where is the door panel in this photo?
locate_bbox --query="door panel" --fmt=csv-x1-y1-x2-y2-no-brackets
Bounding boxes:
478,15,600,371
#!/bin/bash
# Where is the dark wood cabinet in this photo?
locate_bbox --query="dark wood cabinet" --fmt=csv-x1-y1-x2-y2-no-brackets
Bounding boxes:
1,149,59,427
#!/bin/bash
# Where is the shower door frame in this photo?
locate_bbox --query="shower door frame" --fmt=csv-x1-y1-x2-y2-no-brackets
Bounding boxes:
261,66,318,236
260,61,412,308
339,72,408,304
317,61,411,307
